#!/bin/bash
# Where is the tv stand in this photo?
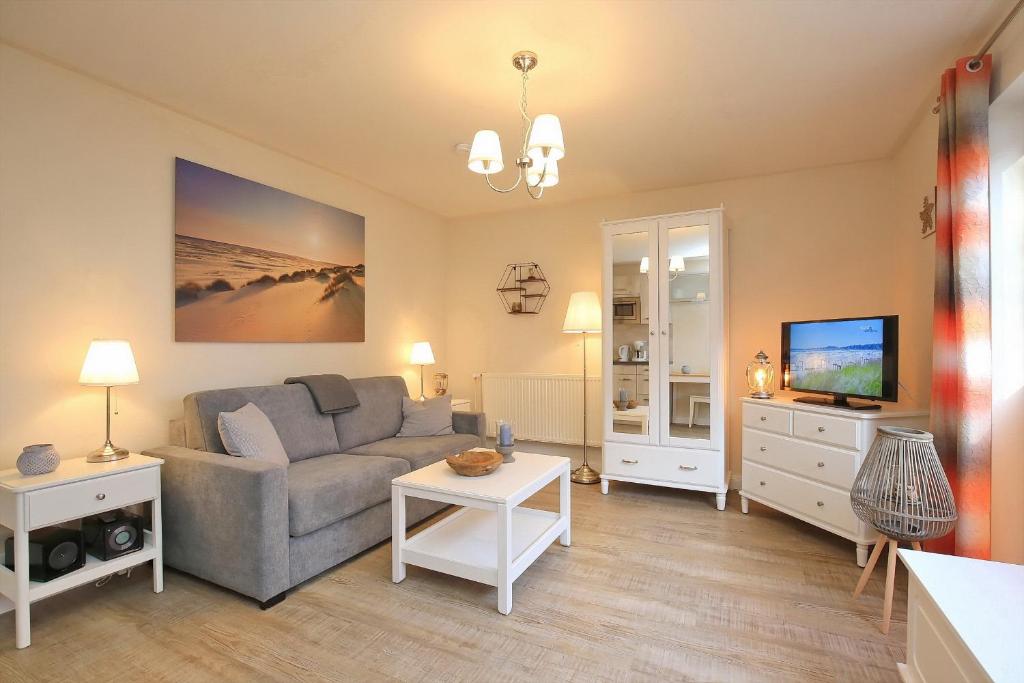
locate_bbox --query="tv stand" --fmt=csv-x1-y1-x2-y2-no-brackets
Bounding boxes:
793,394,881,411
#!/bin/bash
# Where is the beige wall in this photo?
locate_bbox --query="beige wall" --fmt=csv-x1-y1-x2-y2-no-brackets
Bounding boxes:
445,160,913,479
0,46,448,467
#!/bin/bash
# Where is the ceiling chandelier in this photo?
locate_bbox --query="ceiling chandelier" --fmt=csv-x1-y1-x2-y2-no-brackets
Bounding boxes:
466,50,564,200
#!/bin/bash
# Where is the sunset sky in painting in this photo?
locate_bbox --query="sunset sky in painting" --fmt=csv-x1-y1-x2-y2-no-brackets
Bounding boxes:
174,158,364,266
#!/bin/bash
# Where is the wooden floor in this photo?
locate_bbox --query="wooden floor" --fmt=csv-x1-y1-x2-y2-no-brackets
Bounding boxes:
0,444,908,682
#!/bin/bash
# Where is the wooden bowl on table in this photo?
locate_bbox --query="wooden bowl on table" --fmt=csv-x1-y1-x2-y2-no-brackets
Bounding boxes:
446,450,503,477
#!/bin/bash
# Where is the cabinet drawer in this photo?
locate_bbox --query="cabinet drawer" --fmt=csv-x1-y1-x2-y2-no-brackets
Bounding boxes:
638,366,649,376
742,403,792,435
27,468,160,530
743,461,858,535
605,448,720,488
742,428,858,489
793,412,859,449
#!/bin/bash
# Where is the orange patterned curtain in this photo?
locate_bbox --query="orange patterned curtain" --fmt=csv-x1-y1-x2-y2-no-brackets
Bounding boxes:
929,55,992,559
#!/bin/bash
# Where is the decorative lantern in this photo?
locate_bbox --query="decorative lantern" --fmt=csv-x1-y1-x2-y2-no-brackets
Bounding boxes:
433,372,449,396
745,350,775,399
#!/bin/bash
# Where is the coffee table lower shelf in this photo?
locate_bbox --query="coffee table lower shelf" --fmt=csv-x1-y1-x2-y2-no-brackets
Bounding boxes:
402,507,563,587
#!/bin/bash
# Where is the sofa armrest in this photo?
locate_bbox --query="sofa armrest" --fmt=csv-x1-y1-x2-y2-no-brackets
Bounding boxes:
453,411,486,445
143,445,290,602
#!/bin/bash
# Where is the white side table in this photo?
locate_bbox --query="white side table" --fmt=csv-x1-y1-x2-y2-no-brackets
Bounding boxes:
0,453,164,648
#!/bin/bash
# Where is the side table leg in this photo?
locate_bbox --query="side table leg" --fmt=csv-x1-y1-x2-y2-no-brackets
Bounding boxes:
152,495,164,593
391,485,406,583
497,503,512,615
14,508,30,649
559,468,571,547
740,495,749,514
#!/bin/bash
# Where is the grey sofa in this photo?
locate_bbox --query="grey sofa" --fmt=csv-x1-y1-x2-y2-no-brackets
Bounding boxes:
143,376,485,607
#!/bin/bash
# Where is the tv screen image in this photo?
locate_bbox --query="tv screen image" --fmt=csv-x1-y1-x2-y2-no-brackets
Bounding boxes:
787,318,885,397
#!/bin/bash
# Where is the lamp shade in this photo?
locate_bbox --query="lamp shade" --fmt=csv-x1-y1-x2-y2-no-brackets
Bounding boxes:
79,339,140,386
639,256,649,274
409,341,435,365
668,255,686,272
562,291,601,333
468,130,504,174
527,158,559,188
526,114,565,161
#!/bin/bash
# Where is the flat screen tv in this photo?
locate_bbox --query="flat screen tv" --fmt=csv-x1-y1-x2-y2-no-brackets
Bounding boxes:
781,315,898,410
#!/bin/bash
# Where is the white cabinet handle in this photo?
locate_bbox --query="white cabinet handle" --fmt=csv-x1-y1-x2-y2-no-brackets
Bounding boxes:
760,416,767,422
817,426,826,432
759,445,767,452
96,493,106,501
661,330,667,336
621,459,638,464
649,330,655,336
817,461,825,468
817,501,824,507
679,465,698,471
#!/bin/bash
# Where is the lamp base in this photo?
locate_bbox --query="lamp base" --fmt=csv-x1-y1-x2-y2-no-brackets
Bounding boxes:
87,443,130,463
570,463,601,485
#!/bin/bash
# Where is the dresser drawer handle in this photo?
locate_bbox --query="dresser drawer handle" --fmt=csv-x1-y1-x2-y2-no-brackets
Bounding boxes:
759,480,766,486
759,445,767,452
679,465,698,471
621,459,638,464
817,501,824,507
95,493,106,501
817,426,826,432
760,416,767,422
817,461,825,468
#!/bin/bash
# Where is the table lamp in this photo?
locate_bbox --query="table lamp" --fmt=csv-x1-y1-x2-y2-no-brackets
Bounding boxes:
409,341,435,401
562,291,602,484
79,339,139,462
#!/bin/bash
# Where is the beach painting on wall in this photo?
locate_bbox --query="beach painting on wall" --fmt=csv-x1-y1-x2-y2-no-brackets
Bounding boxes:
174,158,365,342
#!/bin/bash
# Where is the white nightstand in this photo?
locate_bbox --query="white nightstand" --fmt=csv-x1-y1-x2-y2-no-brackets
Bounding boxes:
0,453,164,648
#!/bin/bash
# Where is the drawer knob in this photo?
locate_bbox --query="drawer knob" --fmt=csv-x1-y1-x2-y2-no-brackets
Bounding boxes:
760,416,767,422
759,480,766,486
95,493,106,501
817,461,825,468
759,445,767,452
621,459,638,464
817,501,824,507
817,426,826,432
679,465,698,471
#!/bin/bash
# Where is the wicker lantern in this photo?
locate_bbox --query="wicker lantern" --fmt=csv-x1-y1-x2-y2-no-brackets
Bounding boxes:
850,426,957,634
745,350,775,399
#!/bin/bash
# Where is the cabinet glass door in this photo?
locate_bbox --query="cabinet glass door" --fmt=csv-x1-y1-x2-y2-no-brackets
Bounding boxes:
658,218,714,447
607,226,656,441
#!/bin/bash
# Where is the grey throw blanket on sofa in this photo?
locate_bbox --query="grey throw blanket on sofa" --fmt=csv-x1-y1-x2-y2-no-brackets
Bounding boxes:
284,374,360,414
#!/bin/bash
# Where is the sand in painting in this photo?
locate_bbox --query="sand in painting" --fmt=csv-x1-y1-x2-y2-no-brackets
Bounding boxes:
174,158,365,342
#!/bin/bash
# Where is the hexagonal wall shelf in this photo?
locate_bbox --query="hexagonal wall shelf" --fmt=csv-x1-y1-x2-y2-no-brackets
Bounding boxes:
496,262,550,314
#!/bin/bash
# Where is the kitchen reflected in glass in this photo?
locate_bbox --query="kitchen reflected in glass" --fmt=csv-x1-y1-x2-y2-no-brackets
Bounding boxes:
665,224,712,442
610,230,650,436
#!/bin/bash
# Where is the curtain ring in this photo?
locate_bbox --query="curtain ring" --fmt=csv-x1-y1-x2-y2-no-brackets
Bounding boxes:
966,58,983,72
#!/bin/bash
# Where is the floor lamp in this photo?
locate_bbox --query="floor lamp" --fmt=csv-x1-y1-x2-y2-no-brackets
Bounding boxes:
562,291,602,484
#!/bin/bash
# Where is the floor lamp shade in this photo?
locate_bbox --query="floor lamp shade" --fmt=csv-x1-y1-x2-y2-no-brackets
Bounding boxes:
562,292,601,333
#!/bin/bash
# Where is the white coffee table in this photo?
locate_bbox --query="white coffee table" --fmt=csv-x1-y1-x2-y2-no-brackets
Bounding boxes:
391,449,570,615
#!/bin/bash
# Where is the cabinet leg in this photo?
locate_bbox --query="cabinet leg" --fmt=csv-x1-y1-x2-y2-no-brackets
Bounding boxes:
740,495,749,514
856,543,871,568
600,479,609,495
14,524,30,649
715,492,727,511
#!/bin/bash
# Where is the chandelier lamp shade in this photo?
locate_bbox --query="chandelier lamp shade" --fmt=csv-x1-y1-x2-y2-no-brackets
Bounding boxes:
466,51,564,200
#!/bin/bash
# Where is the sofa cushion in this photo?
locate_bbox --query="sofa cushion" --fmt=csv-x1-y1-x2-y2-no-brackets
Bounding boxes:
347,433,480,471
184,384,340,463
397,395,455,438
217,402,289,465
332,376,409,451
287,453,410,537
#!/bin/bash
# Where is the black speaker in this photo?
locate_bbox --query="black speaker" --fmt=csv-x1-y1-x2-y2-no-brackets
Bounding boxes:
82,510,144,561
3,526,85,582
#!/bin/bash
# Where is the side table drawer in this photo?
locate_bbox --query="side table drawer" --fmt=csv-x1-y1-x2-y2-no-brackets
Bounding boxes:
26,467,159,529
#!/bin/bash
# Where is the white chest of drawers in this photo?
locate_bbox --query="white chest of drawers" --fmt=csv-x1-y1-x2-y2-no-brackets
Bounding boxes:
739,396,928,566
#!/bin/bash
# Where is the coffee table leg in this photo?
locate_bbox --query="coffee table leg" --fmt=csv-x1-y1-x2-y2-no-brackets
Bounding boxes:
497,503,512,615
392,485,406,583
559,468,570,547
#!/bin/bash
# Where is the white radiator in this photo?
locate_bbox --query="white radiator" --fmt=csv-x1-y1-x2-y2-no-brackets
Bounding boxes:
479,373,602,446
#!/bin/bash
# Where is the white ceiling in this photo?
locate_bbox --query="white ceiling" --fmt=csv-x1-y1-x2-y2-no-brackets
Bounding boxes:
0,0,1007,218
